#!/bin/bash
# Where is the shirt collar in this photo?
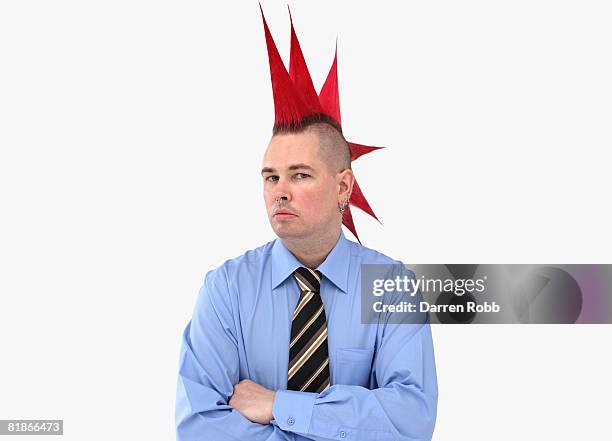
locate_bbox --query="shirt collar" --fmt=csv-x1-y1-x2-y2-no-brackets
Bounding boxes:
271,231,350,294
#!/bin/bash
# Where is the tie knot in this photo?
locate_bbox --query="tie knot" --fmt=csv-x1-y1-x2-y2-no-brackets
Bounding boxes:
293,267,322,293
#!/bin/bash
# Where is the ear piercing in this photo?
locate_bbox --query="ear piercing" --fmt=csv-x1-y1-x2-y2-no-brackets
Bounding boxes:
339,198,349,215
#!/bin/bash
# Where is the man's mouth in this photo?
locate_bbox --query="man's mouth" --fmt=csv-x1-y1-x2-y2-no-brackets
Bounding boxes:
273,209,297,218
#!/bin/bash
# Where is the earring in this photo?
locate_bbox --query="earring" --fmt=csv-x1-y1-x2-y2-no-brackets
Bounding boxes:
339,198,349,215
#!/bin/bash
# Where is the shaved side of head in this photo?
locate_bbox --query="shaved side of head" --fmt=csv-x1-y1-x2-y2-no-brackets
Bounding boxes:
272,114,351,174
305,122,351,173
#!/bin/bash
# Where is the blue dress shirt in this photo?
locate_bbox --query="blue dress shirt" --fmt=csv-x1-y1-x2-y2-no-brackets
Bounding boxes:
176,231,438,440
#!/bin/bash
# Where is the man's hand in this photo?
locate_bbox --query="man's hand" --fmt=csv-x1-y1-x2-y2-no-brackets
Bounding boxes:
229,379,277,425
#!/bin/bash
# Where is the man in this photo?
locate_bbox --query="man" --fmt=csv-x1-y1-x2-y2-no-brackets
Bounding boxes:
176,8,437,441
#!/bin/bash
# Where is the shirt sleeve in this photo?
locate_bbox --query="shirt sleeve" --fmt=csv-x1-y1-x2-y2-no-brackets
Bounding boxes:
176,269,295,441
271,267,438,441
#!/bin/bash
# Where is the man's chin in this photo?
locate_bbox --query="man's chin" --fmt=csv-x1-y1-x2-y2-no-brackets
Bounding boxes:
271,223,309,240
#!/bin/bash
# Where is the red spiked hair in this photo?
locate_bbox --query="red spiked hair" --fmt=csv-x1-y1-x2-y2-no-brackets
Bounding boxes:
260,5,383,243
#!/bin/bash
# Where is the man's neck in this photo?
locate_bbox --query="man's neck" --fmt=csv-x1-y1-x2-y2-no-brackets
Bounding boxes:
281,227,341,269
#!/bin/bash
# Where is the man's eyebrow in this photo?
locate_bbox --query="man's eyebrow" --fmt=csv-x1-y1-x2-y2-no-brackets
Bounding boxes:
288,163,314,171
261,164,314,175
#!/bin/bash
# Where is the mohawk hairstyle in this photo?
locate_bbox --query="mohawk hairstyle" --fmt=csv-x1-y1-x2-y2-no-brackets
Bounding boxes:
260,4,383,243
272,113,343,135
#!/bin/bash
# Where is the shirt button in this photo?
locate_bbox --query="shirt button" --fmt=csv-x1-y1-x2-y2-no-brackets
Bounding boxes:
340,430,347,438
287,417,295,426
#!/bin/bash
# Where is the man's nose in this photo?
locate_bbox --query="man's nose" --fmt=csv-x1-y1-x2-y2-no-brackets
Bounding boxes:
274,193,290,203
273,178,291,202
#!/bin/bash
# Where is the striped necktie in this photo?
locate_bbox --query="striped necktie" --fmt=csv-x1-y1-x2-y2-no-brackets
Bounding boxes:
287,267,330,393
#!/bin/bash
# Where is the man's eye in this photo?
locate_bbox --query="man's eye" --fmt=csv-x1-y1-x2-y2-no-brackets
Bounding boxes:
294,173,310,179
265,176,279,182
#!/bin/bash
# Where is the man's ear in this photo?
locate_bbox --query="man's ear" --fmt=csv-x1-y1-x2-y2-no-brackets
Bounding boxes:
336,169,355,203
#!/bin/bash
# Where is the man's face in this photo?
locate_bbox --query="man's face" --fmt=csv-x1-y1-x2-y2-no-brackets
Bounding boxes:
261,130,340,240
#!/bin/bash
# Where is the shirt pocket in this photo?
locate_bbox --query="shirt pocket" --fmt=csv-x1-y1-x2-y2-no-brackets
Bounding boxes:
334,347,374,387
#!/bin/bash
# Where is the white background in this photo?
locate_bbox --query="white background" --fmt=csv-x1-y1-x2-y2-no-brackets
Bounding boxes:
1,1,611,439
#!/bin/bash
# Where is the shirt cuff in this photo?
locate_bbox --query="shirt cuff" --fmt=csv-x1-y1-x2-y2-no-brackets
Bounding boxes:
272,389,317,434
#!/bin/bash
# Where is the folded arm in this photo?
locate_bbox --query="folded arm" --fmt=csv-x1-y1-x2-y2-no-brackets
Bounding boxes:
176,270,294,441
272,308,438,440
